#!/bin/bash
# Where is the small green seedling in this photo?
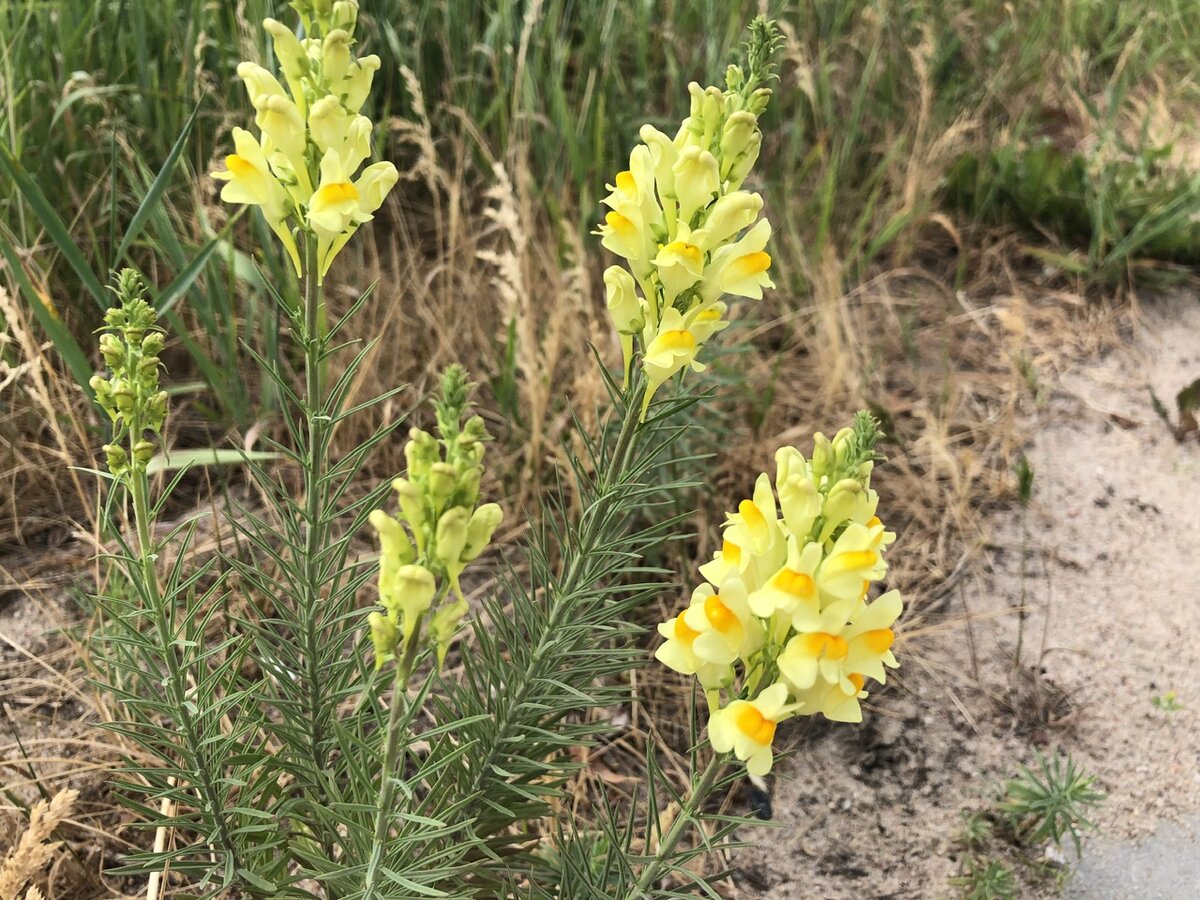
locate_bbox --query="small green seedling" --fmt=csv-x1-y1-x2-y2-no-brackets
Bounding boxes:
958,809,995,850
999,751,1103,856
1151,690,1183,712
950,858,1017,900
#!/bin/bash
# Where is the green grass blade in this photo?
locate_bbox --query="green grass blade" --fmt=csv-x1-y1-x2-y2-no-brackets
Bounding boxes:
115,100,202,263
0,232,95,396
146,449,282,475
156,208,246,316
0,145,108,311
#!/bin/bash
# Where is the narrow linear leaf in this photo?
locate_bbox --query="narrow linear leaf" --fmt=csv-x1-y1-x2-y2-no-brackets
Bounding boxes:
115,100,202,262
146,448,283,475
0,144,108,309
0,235,95,395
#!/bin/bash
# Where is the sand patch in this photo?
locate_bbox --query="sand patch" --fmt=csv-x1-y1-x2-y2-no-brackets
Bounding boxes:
744,292,1200,898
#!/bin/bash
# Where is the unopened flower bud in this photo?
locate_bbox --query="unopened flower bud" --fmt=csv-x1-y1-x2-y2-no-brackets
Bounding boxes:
823,478,863,524
687,81,705,120
810,432,832,478
725,129,761,189
263,18,309,109
720,111,758,175
700,85,723,139
604,265,643,335
146,391,169,429
434,507,470,570
429,596,468,667
141,332,164,356
777,447,821,537
701,191,762,246
138,356,160,379
343,55,381,113
331,0,358,34
459,415,487,449
370,508,415,569
456,464,482,506
103,443,129,474
90,377,117,418
725,63,745,94
639,124,677,196
367,610,398,670
99,333,124,367
112,382,135,415
321,30,353,84
831,428,856,470
393,564,436,638
132,440,156,466
404,428,438,478
461,503,503,564
672,146,721,220
746,86,773,117
428,462,457,505
391,477,427,536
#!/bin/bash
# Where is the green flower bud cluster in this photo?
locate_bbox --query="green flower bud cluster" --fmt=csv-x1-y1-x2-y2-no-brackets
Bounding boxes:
677,16,783,190
368,366,504,670
807,411,886,547
288,0,358,37
89,270,168,478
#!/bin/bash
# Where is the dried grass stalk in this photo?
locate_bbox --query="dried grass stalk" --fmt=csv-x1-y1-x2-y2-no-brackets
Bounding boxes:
0,789,78,900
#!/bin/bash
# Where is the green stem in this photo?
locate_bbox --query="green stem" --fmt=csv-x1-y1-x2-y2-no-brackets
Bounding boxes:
362,617,425,899
447,377,646,831
294,234,348,893
128,440,243,879
300,231,332,774
625,750,726,899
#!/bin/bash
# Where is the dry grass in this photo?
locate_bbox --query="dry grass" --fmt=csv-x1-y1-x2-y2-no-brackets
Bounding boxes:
0,789,78,900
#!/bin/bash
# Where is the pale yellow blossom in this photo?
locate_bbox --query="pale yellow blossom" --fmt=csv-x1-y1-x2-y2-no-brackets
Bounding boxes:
211,127,302,275
708,683,790,776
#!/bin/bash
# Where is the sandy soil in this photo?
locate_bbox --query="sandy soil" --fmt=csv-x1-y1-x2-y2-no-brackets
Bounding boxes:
741,292,1200,898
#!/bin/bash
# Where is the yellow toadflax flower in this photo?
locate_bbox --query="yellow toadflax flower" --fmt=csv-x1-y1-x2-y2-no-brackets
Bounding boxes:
708,682,791,776
594,21,782,419
212,128,302,275
653,412,906,773
214,0,398,282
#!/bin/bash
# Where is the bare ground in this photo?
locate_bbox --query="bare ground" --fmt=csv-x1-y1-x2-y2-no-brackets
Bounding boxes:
742,292,1200,898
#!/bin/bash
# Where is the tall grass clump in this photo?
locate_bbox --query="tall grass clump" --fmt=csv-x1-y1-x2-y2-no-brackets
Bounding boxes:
7,0,1200,470
77,6,917,896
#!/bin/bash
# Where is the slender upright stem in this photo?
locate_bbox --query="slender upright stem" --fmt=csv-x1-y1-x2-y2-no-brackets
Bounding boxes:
448,378,646,826
300,232,331,773
128,440,242,880
293,235,349,896
362,617,425,898
625,750,726,899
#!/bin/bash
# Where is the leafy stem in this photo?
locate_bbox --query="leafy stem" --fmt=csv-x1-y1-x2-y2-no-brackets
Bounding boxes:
626,749,727,898
126,415,243,881
443,374,648,849
361,609,429,899
300,229,332,777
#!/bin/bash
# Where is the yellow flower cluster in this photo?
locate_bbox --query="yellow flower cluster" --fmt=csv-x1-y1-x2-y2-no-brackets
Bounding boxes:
212,0,398,281
598,64,776,419
368,367,503,670
655,414,902,776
